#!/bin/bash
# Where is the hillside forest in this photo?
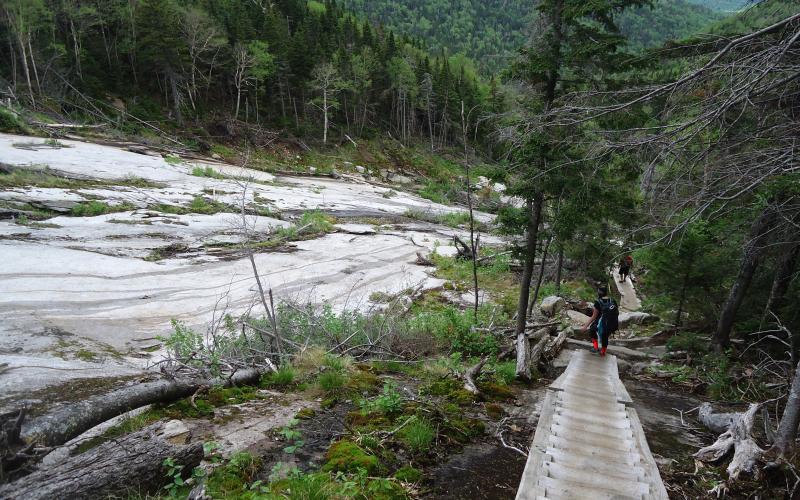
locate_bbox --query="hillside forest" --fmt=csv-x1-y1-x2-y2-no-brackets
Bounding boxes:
1,0,800,499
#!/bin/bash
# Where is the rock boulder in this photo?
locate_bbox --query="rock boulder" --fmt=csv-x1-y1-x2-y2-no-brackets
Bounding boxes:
540,295,566,317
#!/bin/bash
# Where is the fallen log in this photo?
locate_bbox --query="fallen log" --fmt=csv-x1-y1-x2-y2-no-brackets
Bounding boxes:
0,422,203,500
695,402,763,480
21,368,265,448
543,328,569,361
528,326,555,370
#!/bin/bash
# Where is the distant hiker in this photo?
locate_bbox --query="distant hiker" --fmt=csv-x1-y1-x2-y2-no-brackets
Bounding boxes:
619,254,633,283
581,285,619,356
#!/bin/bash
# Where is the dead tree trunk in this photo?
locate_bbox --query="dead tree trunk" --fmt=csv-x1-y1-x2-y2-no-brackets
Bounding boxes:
769,358,800,458
0,423,203,500
528,234,553,316
21,368,263,448
695,402,763,480
515,197,544,380
713,206,776,352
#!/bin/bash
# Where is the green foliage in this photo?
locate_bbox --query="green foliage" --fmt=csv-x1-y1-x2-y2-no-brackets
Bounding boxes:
2,0,492,148
261,364,297,388
343,0,728,75
0,107,27,133
617,1,723,51
187,196,230,215
700,353,736,400
206,452,261,498
492,360,517,386
637,221,734,325
405,303,498,356
191,166,225,179
279,418,305,453
70,201,134,217
0,168,80,188
162,457,186,498
362,381,404,416
666,332,708,355
161,320,203,360
299,210,335,234
318,370,347,395
398,418,435,453
393,466,422,483
263,469,407,499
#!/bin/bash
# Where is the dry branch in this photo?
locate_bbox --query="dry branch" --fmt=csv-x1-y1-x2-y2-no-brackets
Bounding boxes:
463,356,489,394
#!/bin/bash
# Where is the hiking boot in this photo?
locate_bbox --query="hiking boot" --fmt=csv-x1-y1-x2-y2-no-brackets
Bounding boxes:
590,347,599,354
600,348,607,357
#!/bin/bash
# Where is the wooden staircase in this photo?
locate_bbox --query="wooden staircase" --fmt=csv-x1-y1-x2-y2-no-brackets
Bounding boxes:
516,350,668,500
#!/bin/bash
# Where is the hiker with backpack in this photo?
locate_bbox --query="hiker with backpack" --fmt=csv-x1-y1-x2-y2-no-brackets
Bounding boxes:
619,254,633,283
581,285,619,356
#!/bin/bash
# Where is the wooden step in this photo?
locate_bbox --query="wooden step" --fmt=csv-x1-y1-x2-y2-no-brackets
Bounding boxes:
543,461,650,497
544,448,644,477
553,408,631,429
536,475,641,500
547,433,634,459
543,454,646,483
550,418,634,441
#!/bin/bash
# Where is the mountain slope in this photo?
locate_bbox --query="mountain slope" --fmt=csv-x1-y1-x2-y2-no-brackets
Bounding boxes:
344,0,725,73
685,0,748,11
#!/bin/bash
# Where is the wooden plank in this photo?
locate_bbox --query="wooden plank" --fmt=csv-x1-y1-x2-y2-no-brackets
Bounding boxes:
626,408,670,500
516,390,557,500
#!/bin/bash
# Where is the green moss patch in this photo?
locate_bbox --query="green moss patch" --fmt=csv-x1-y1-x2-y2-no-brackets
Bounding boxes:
477,382,515,401
485,402,505,420
393,465,423,483
323,440,380,474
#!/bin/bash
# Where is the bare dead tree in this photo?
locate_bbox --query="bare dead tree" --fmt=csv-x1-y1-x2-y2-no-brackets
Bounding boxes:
461,101,480,315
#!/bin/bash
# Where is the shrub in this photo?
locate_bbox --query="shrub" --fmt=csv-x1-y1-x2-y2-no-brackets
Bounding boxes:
322,353,350,372
191,165,224,178
493,361,517,386
362,381,403,416
438,211,471,228
666,331,708,355
701,353,735,400
318,370,346,395
206,451,261,498
0,107,26,133
399,418,435,453
299,210,335,234
71,201,126,217
187,195,228,214
262,365,296,388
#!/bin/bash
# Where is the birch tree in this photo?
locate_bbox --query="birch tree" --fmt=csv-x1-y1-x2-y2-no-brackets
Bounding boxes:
1,0,47,105
310,62,344,144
